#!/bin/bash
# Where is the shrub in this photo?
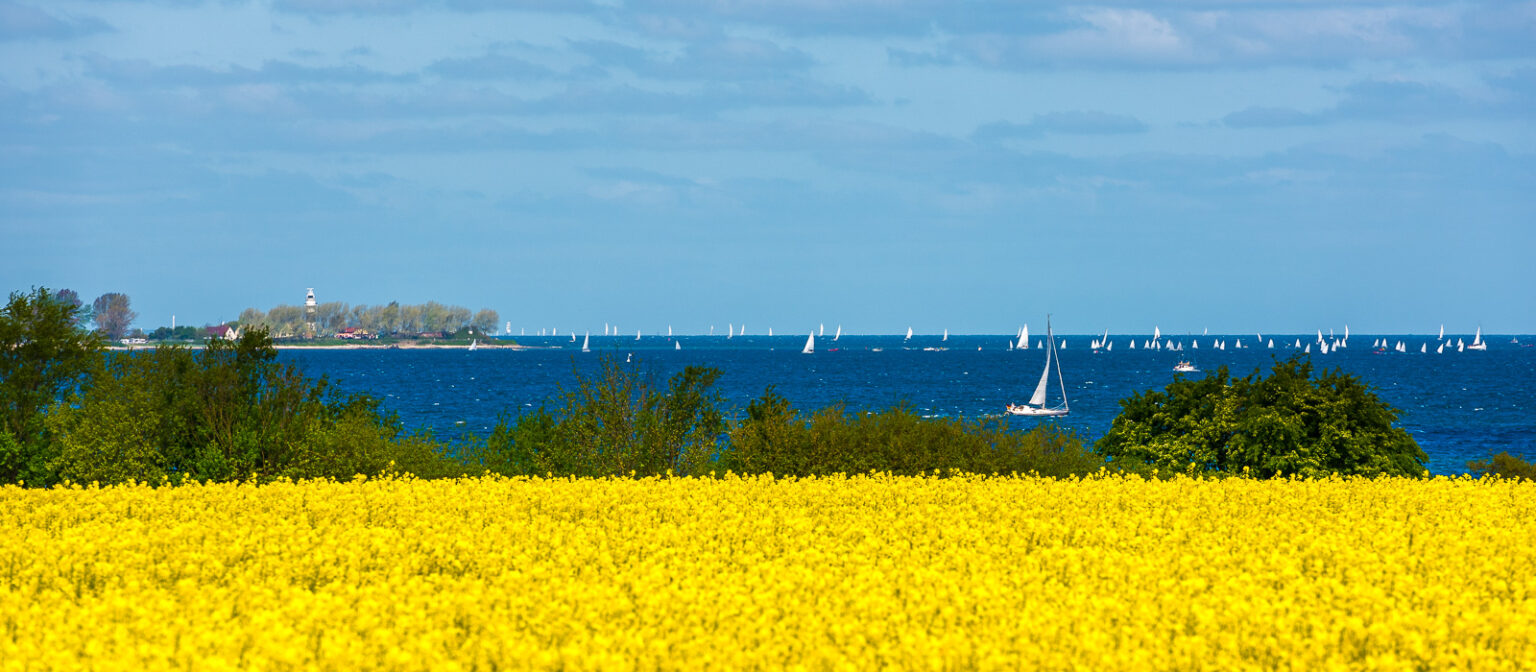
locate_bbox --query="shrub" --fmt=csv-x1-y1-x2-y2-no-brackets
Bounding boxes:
0,287,102,484
1468,452,1536,481
474,356,727,477
721,388,1097,478
1096,354,1426,478
44,330,462,485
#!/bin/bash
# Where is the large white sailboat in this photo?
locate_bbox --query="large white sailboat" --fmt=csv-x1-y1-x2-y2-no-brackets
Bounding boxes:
1007,317,1069,417
581,333,590,353
802,332,814,354
1467,327,1487,351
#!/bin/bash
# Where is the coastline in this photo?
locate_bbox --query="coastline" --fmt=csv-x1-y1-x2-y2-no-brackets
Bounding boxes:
109,342,534,351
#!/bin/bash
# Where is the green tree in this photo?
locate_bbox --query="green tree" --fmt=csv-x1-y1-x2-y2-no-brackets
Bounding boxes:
1096,355,1426,478
0,287,103,484
476,356,726,477
472,309,500,336
91,292,138,341
1468,452,1536,481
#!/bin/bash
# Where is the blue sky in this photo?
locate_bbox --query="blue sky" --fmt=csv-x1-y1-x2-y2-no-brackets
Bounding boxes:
3,0,1533,336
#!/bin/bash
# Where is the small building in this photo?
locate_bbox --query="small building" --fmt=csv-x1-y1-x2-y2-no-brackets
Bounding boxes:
206,324,241,341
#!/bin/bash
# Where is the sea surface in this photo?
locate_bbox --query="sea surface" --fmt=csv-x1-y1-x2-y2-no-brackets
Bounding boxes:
281,334,1536,475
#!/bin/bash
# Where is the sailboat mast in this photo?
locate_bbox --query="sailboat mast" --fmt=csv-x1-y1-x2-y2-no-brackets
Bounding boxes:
1050,320,1068,411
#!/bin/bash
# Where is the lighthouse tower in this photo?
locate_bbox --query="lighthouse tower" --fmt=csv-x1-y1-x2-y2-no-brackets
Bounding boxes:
305,288,317,336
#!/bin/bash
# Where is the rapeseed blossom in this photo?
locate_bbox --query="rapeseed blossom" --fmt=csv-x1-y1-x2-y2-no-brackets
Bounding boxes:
1,473,1532,670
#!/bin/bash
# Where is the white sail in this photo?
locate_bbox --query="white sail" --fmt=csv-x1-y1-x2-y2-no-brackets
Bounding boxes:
675,341,681,350
834,325,841,341
636,329,642,341
942,329,948,341
906,327,913,340
1437,343,1444,354
768,328,773,337
1268,339,1274,348
1192,340,1199,349
1130,340,1137,349
1420,343,1426,353
1458,342,1464,352
1008,317,1069,417
581,333,590,353
1473,327,1482,345
1018,325,1029,350
668,325,673,337
819,323,825,337
803,332,814,354
1028,341,1052,406
1305,344,1311,353
1439,324,1445,339
1294,339,1302,348
1153,326,1161,341
727,323,733,339
468,339,477,351
1106,341,1113,351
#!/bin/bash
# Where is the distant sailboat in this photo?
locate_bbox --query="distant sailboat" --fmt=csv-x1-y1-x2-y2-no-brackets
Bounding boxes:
1017,325,1029,350
942,329,948,342
675,340,681,350
668,326,673,337
819,324,825,337
467,338,477,351
1438,325,1445,340
1007,316,1069,417
768,327,773,337
802,332,814,354
1468,327,1487,351
581,333,590,353
1420,343,1426,353
906,327,913,341
636,329,642,341
1267,339,1274,349
727,323,734,339
834,325,841,341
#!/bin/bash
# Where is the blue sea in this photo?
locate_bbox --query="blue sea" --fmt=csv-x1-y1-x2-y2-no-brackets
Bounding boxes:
281,334,1536,475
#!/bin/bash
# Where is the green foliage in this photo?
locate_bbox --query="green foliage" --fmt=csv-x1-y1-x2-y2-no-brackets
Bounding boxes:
721,388,1097,478
1468,452,1536,481
475,356,726,477
1096,355,1426,478
0,287,103,483
146,325,204,341
43,329,463,485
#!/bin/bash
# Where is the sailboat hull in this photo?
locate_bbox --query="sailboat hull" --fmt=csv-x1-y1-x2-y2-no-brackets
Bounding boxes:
1006,404,1069,417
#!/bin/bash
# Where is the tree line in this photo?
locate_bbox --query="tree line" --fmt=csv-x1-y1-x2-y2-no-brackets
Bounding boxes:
6,285,1529,488
238,301,500,338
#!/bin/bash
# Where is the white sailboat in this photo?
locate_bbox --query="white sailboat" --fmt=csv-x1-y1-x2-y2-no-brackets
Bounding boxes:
819,324,825,337
833,325,841,341
1017,325,1029,350
636,329,642,341
768,327,773,337
675,340,681,350
467,338,477,351
1007,316,1069,417
668,326,673,337
1468,327,1487,350
802,332,814,354
905,327,913,341
942,329,948,342
581,333,590,353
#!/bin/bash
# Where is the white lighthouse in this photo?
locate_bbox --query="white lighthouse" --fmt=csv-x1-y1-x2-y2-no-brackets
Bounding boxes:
305,288,317,336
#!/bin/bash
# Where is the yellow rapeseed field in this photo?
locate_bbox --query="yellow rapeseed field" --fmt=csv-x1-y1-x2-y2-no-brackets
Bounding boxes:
2,473,1533,671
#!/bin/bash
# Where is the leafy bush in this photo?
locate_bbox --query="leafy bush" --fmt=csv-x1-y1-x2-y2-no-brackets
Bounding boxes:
721,388,1096,478
0,287,103,484
1096,354,1426,478
474,356,727,477
44,330,463,485
1468,452,1536,481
